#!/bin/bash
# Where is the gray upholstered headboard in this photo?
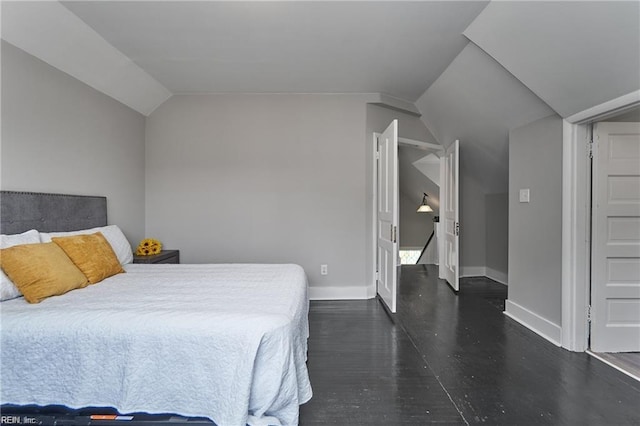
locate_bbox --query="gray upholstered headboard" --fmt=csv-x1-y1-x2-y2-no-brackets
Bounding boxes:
0,191,107,235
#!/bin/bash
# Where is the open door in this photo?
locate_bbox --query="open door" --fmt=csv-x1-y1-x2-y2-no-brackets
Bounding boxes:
591,122,640,352
439,140,459,291
377,120,399,313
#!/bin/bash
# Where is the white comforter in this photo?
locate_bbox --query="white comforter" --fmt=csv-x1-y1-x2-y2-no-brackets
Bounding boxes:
1,264,312,426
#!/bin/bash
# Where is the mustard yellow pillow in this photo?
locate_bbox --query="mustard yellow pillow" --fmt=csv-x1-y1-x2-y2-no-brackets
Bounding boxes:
52,232,124,284
0,242,89,303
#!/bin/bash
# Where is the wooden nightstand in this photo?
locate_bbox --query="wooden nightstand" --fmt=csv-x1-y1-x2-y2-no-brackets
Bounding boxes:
133,250,180,264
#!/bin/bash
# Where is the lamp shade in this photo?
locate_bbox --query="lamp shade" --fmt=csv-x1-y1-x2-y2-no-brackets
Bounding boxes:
417,204,433,213
417,193,433,213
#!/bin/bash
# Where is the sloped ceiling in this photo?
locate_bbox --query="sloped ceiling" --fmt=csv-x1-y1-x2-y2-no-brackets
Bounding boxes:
413,153,440,187
1,1,171,116
413,1,639,196
3,1,638,199
2,0,491,114
464,1,640,118
61,0,488,102
399,146,441,214
415,42,555,194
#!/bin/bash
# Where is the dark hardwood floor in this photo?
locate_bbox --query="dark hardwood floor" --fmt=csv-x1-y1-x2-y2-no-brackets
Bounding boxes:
300,265,640,425
590,352,640,381
299,298,464,425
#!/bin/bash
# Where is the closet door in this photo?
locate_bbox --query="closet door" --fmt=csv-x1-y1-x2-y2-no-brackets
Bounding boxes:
591,122,640,352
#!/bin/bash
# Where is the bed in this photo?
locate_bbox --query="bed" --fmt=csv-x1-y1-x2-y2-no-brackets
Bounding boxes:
0,191,312,426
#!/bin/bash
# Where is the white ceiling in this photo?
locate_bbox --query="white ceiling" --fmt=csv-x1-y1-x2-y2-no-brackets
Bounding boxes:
1,1,171,115
3,1,639,199
61,0,488,100
415,43,555,193
464,1,640,118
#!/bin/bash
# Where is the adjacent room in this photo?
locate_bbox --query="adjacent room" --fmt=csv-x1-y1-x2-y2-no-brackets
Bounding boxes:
1,1,639,425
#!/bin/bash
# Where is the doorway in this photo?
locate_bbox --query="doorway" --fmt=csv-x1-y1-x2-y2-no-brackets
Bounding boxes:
562,100,640,355
587,111,640,380
372,121,449,313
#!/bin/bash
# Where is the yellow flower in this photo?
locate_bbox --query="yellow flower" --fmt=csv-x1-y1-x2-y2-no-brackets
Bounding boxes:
136,238,162,256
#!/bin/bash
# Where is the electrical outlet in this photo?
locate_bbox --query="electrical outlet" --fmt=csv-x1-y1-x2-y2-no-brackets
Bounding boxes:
519,188,530,203
320,264,328,275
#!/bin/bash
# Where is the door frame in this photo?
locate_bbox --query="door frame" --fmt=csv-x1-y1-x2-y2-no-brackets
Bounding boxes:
372,132,380,296
371,131,443,298
561,90,640,352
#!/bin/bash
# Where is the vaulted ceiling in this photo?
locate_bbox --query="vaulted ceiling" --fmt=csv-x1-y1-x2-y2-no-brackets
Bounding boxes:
416,43,555,194
61,0,488,102
465,1,640,119
2,1,639,203
417,0,639,195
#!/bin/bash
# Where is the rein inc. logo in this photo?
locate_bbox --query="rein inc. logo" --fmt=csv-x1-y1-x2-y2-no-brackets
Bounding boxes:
0,415,40,425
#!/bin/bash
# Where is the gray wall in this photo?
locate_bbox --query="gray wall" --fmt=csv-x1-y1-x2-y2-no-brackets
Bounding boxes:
459,171,486,273
0,41,146,245
399,192,433,249
145,94,370,294
508,114,563,328
485,192,508,281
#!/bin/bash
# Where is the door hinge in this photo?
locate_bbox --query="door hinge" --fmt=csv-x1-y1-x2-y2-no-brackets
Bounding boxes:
375,150,380,160
587,140,594,159
376,270,380,281
455,222,460,236
587,305,592,323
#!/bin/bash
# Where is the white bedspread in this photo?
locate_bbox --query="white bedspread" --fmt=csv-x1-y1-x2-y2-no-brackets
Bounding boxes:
1,264,312,426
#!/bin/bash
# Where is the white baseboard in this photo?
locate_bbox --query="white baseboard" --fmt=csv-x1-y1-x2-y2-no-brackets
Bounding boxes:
309,285,373,300
485,267,508,285
460,266,486,277
460,266,507,285
505,300,562,346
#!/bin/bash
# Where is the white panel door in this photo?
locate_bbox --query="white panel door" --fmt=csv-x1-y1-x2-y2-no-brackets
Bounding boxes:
591,122,640,352
377,120,399,313
439,140,459,291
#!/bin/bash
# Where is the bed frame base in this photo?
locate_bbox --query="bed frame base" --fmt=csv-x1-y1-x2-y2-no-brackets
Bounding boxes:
0,405,214,425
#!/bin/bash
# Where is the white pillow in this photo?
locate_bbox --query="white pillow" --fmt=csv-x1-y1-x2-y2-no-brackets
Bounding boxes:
1,229,41,301
41,225,133,265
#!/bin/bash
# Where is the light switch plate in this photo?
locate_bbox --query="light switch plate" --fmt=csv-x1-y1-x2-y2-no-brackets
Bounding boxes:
320,264,328,275
519,189,530,203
